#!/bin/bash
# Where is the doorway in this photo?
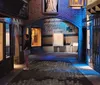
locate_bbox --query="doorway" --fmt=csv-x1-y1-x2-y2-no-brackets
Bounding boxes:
82,28,87,62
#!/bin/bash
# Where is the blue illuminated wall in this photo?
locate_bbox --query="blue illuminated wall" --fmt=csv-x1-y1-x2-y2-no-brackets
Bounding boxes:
5,18,12,24
26,0,86,61
0,18,12,24
29,0,85,27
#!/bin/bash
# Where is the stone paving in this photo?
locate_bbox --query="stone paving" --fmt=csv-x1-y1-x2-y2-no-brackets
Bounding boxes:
8,60,93,85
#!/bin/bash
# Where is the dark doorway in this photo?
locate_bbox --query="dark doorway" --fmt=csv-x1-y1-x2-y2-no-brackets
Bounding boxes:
82,27,87,62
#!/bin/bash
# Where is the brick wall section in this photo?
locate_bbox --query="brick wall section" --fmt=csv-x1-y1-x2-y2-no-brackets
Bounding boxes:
26,0,85,28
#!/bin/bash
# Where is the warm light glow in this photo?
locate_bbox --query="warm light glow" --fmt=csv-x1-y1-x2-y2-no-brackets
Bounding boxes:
75,0,78,4
31,28,41,47
14,64,24,69
0,23,3,61
26,28,29,34
69,0,84,9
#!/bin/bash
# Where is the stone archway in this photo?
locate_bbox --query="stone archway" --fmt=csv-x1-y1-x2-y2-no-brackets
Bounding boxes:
42,18,78,53
25,17,83,61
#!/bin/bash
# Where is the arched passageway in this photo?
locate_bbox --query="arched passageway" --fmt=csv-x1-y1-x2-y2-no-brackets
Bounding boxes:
25,18,80,59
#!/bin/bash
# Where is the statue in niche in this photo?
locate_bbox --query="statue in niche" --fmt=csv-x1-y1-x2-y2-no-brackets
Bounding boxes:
45,0,58,13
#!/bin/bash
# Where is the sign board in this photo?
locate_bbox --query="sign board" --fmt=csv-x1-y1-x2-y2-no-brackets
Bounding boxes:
53,33,63,46
73,42,78,46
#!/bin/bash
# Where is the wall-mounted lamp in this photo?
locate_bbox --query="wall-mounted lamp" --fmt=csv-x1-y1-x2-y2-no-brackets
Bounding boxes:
69,0,84,9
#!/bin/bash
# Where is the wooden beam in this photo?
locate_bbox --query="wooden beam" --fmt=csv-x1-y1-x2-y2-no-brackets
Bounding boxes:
87,1,100,10
87,1,97,10
95,6,100,11
87,11,91,15
90,8,96,14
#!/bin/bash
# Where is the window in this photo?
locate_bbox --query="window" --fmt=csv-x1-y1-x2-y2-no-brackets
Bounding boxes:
6,24,10,58
31,28,41,47
0,23,3,61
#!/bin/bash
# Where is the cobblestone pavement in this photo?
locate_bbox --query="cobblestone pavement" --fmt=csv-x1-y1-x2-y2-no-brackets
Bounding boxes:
8,60,93,85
